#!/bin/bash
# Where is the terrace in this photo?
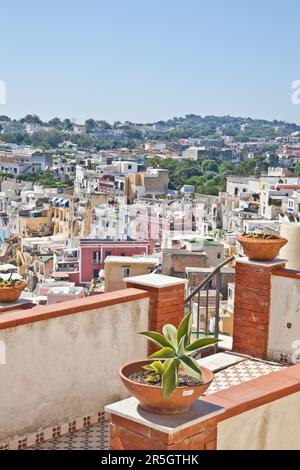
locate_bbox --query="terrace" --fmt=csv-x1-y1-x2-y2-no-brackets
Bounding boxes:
0,258,300,450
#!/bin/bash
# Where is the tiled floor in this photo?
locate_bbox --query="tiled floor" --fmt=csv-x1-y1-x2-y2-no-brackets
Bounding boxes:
28,358,285,450
28,421,110,451
205,359,285,395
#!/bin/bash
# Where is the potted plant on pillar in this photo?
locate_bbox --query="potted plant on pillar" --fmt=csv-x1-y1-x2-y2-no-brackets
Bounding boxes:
237,232,288,261
119,312,219,415
0,277,27,303
0,265,26,303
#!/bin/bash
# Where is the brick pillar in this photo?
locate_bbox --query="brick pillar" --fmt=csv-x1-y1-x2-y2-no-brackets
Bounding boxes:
106,397,221,450
125,274,186,355
232,258,285,359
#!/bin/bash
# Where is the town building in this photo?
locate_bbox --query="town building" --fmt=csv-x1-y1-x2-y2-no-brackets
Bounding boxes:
104,255,160,292
78,238,149,284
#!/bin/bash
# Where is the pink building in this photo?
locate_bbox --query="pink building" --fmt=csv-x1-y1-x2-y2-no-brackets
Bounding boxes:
78,238,149,284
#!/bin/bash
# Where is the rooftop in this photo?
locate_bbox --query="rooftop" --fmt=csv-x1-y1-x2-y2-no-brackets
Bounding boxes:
105,256,159,265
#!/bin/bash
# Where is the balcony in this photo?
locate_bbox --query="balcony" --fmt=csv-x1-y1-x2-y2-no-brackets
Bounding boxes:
0,288,149,449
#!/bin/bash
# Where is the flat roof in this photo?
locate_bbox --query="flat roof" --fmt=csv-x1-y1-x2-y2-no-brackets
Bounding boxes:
105,256,159,264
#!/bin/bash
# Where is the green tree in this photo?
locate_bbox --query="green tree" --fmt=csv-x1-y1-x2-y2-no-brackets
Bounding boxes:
48,117,63,128
85,119,97,131
20,114,43,124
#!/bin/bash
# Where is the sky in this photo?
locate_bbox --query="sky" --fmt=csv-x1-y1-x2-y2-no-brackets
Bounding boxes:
1,0,300,124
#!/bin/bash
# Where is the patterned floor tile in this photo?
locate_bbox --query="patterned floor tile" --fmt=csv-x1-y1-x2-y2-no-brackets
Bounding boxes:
205,359,286,395
27,421,110,450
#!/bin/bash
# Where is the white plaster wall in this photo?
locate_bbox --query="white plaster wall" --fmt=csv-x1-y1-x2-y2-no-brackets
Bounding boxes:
280,223,300,270
268,275,300,362
0,297,149,441
218,392,300,450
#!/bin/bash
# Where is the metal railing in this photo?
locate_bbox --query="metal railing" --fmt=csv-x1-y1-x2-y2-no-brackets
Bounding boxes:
184,255,235,354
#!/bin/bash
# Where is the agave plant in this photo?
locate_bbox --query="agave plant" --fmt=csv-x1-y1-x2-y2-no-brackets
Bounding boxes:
140,311,219,399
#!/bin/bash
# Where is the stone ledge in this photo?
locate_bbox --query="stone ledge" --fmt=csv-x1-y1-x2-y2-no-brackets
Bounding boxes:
272,268,300,280
0,288,149,331
201,364,300,420
124,273,187,289
105,397,224,435
236,257,287,268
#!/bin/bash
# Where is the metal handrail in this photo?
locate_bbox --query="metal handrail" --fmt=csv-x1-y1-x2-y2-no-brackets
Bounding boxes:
184,255,235,305
184,255,235,355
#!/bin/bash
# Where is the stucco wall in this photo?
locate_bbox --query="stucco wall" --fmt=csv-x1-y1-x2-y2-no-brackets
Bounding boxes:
0,297,149,441
217,391,300,450
268,275,300,362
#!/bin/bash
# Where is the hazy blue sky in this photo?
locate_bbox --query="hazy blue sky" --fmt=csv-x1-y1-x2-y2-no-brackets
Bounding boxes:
1,0,300,123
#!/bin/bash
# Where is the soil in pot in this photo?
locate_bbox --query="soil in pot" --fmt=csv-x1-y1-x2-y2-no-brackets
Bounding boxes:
129,370,202,387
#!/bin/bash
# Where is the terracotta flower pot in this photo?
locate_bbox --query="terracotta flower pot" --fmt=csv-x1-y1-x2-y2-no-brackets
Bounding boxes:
120,359,214,415
237,235,288,261
0,283,27,303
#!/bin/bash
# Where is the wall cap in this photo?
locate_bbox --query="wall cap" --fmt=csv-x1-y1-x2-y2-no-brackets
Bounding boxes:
105,397,224,435
0,288,149,331
236,257,287,267
124,273,188,289
272,269,300,280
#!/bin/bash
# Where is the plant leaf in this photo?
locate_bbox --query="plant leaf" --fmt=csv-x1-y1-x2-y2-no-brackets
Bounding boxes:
176,334,186,357
151,361,165,374
180,356,203,382
146,373,159,382
186,337,220,354
177,311,193,346
149,347,176,359
163,324,178,348
139,331,174,350
162,358,173,372
143,364,156,372
162,359,179,399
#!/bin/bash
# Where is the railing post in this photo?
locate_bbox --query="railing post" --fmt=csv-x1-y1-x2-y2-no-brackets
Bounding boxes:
214,270,221,353
205,284,209,336
197,290,200,339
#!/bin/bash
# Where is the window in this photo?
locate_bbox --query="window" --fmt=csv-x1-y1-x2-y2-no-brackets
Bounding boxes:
105,251,111,258
93,269,100,279
120,252,126,256
93,251,101,263
123,267,130,278
217,253,221,259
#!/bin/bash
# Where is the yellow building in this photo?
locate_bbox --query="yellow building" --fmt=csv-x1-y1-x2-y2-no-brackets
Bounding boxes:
104,256,160,292
19,209,53,238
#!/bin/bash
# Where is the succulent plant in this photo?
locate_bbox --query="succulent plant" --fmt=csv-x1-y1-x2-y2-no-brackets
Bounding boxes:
241,232,276,240
139,311,219,399
0,279,23,287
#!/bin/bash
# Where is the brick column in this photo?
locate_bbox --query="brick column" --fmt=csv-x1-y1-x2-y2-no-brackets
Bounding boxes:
125,274,186,355
232,258,285,359
106,397,222,450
